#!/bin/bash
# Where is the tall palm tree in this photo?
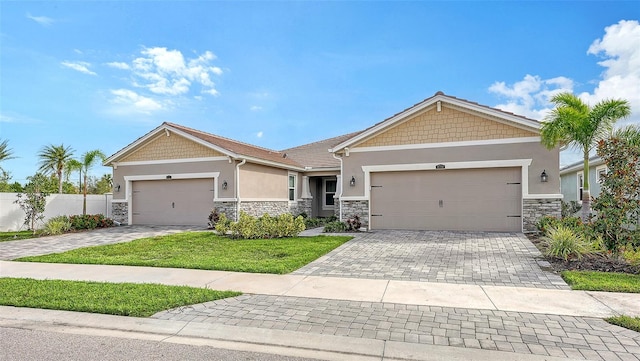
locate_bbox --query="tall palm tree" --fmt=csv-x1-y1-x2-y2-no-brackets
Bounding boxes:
38,144,75,194
613,124,640,147
78,149,106,215
65,159,83,193
541,92,631,220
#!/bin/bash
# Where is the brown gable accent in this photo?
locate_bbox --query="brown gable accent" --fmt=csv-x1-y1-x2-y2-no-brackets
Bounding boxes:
120,132,225,162
356,105,538,148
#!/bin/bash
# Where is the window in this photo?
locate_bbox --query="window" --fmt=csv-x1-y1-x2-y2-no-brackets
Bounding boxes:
288,174,296,201
323,179,337,209
577,171,584,201
596,165,608,183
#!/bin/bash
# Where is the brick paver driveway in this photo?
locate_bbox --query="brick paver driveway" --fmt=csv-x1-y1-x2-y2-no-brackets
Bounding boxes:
294,230,568,289
0,225,200,260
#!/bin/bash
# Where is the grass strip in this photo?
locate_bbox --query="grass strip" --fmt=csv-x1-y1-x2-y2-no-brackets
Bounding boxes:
15,232,351,274
0,277,240,317
561,270,640,293
606,315,640,333
0,231,36,242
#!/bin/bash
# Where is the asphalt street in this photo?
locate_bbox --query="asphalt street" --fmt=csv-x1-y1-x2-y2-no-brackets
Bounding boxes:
0,327,321,361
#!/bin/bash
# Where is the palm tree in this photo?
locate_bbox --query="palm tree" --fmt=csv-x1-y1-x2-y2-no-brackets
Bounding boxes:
541,92,631,220
38,144,75,194
78,149,106,215
0,139,15,163
65,159,83,193
613,124,640,147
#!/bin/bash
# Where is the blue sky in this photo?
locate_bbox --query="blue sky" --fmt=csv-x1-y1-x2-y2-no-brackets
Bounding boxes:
1,1,639,184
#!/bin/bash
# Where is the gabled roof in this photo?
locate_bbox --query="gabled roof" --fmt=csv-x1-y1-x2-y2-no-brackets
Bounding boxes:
104,122,304,170
281,131,362,170
330,91,541,153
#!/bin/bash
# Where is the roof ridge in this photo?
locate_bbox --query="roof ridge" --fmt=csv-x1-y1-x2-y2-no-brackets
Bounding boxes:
165,122,285,155
281,131,362,152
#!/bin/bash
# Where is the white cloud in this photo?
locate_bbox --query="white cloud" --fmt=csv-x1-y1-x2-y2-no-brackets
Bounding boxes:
124,47,222,96
256,131,263,138
580,20,640,126
106,61,130,70
489,75,573,120
250,105,263,111
61,61,97,75
26,13,54,26
110,89,163,114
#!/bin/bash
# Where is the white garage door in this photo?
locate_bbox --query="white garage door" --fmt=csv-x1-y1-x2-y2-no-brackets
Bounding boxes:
370,168,521,232
132,178,214,226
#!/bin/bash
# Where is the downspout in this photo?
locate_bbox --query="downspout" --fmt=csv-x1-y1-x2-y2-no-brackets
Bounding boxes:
332,152,344,221
235,158,247,221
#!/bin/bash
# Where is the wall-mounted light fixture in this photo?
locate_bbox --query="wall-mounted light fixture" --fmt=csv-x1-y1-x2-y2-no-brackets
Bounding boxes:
114,184,121,192
540,170,548,183
350,176,356,187
222,180,228,190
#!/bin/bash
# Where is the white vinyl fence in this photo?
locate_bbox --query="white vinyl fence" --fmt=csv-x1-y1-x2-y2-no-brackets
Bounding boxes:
0,192,113,232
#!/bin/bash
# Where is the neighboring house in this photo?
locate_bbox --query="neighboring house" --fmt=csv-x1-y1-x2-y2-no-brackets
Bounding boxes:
104,91,561,232
559,156,607,203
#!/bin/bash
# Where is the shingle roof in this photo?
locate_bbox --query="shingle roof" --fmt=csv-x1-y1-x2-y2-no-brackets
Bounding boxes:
165,122,303,168
281,131,362,169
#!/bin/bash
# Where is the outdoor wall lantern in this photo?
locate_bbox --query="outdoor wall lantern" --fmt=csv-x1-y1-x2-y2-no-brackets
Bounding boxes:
222,180,228,190
114,184,121,192
540,170,548,183
350,176,356,187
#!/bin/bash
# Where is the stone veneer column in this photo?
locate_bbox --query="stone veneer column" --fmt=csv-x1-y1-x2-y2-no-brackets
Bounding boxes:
340,200,369,227
213,201,238,221
111,202,128,225
522,198,561,232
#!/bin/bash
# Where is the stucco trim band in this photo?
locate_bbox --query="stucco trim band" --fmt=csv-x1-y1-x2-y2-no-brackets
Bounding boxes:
350,137,541,153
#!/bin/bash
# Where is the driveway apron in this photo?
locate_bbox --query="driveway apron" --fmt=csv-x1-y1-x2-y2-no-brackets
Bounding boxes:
294,230,568,289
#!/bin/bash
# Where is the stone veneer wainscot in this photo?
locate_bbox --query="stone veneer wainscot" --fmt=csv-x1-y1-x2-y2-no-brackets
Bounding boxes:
340,200,370,227
522,198,561,233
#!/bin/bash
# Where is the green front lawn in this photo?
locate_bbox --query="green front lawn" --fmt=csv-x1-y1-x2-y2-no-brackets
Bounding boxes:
0,277,240,317
15,232,351,274
561,271,640,293
606,315,640,333
0,231,36,242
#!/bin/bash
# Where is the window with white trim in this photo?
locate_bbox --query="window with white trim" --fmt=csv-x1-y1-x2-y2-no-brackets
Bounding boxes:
323,179,337,209
596,165,608,183
577,171,584,201
288,174,296,201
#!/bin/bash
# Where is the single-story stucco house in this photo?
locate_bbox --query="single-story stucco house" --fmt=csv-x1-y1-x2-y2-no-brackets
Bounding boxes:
104,91,562,232
560,156,607,203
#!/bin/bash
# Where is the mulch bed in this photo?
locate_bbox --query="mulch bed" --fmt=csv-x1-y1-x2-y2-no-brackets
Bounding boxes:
527,234,640,275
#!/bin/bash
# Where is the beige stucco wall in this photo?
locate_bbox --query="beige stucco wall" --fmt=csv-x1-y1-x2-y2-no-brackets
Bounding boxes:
357,106,537,148
341,141,560,197
112,160,236,200
239,163,288,199
120,133,224,162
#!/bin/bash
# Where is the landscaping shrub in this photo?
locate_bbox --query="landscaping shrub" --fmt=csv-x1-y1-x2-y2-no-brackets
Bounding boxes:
41,215,72,235
207,209,222,229
323,221,347,233
219,212,304,239
303,215,338,229
542,226,590,261
345,214,362,231
622,245,640,267
69,214,114,230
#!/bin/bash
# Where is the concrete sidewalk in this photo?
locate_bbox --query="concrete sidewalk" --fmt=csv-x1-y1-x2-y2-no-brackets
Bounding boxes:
2,261,638,318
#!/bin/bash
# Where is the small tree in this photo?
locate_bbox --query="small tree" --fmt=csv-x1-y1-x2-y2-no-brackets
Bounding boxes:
14,173,50,234
592,128,640,251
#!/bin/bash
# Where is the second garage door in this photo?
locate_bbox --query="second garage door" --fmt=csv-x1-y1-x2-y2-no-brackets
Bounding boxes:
370,167,521,232
132,178,214,226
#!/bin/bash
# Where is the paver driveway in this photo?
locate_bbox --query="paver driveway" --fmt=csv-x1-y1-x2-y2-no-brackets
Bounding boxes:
294,230,568,289
0,225,200,260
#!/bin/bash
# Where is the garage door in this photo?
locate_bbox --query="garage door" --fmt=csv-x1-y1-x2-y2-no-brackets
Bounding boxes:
370,168,521,232
132,178,214,226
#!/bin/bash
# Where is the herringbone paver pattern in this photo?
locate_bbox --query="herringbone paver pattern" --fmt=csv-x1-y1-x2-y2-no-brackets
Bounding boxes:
294,230,568,289
155,295,640,360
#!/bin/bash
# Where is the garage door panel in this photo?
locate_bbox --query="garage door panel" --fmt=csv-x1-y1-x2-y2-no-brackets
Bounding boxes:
370,168,521,232
132,178,214,226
